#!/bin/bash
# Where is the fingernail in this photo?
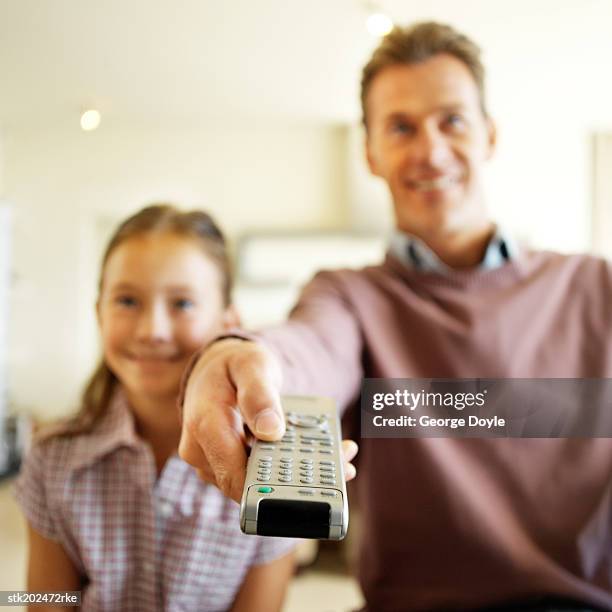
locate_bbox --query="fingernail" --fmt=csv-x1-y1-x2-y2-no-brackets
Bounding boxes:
255,409,282,436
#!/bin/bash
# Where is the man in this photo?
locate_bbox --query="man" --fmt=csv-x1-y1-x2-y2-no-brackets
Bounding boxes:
179,22,612,611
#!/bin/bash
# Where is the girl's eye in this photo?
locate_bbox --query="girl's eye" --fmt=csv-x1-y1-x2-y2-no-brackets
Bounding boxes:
174,298,195,310
116,295,137,307
390,121,414,136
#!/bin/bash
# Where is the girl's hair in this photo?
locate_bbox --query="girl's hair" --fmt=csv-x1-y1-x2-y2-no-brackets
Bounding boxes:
49,204,232,438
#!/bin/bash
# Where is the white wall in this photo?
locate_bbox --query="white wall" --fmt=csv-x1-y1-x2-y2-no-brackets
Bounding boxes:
348,0,612,253
6,1,612,419
4,121,348,419
480,2,612,253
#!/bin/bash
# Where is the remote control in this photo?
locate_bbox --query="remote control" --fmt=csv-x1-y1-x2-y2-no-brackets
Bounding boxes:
240,395,349,540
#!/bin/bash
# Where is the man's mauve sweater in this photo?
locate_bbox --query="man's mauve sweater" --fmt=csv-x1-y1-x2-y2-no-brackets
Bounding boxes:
256,250,612,611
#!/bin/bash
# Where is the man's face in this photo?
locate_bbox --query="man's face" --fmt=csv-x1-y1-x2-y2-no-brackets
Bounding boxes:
365,54,496,240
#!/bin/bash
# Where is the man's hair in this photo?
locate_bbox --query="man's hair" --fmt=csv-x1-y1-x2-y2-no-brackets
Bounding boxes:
361,21,488,128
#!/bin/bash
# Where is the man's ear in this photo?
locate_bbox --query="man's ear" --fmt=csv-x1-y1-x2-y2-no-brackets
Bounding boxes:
222,304,241,330
485,116,497,160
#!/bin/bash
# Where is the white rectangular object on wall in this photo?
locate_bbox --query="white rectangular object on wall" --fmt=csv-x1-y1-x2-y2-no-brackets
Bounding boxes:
234,230,387,328
237,231,387,286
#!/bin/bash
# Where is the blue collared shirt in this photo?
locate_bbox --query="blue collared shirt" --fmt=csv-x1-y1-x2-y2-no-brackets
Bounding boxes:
390,227,518,274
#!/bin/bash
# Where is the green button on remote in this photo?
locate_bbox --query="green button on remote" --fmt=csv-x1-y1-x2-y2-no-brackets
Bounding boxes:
257,486,273,493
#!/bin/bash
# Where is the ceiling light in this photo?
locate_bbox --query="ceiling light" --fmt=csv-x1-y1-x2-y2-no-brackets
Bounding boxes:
80,109,101,131
366,12,393,37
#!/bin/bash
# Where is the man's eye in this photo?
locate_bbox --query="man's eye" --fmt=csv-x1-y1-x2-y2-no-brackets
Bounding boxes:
174,298,194,310
445,114,465,128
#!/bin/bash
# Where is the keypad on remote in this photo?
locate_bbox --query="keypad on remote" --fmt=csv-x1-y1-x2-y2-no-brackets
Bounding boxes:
251,409,341,489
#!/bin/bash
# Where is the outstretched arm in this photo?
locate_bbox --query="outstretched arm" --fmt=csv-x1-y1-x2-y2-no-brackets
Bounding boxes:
179,271,363,501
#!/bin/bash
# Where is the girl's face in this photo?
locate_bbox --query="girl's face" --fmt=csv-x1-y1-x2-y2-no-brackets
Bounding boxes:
97,233,234,405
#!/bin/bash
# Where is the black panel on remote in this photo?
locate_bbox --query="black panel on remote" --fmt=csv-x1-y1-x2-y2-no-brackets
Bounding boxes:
257,499,330,539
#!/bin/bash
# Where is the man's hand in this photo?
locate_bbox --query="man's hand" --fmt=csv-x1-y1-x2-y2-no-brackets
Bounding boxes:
178,338,357,502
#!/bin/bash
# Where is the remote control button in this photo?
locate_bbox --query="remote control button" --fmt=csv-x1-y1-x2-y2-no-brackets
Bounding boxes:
321,479,337,485
258,462,272,468
319,460,334,465
257,476,270,482
300,458,313,464
279,476,292,482
280,447,294,452
319,441,333,447
300,448,314,453
279,469,292,476
300,471,313,477
260,444,275,450
301,434,332,442
320,466,335,473
321,490,338,497
298,489,314,495
260,456,273,462
301,439,314,445
300,477,314,484
258,486,274,493
319,449,333,455
287,413,326,429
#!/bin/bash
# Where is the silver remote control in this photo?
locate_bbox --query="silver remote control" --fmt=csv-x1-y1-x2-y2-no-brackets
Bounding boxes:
240,395,349,540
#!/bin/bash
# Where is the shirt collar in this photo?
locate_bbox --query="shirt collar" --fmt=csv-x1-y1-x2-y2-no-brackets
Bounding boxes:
66,388,142,472
389,226,519,274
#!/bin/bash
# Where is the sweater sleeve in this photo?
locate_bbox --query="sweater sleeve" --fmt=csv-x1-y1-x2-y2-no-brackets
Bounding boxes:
13,442,60,540
256,270,364,413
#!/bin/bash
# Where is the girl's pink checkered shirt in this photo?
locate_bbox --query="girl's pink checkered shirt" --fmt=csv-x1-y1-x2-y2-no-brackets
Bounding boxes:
14,391,295,611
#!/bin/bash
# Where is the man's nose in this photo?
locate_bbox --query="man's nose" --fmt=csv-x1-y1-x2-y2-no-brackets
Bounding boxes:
410,125,452,168
136,303,172,341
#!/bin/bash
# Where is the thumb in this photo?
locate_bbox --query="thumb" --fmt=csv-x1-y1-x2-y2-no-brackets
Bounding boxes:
228,345,285,440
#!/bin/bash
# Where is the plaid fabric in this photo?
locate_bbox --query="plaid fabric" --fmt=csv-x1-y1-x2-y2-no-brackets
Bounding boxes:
14,391,295,612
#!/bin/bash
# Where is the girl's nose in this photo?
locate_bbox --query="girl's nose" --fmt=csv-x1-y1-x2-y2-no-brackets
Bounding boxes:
136,303,172,342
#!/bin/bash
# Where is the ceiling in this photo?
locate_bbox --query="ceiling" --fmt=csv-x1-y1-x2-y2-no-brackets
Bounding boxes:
0,0,608,128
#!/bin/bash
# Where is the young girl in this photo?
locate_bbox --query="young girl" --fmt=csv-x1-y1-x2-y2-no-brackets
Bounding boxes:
14,205,296,611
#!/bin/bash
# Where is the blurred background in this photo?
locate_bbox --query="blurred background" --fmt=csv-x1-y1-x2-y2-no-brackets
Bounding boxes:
0,1,611,610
